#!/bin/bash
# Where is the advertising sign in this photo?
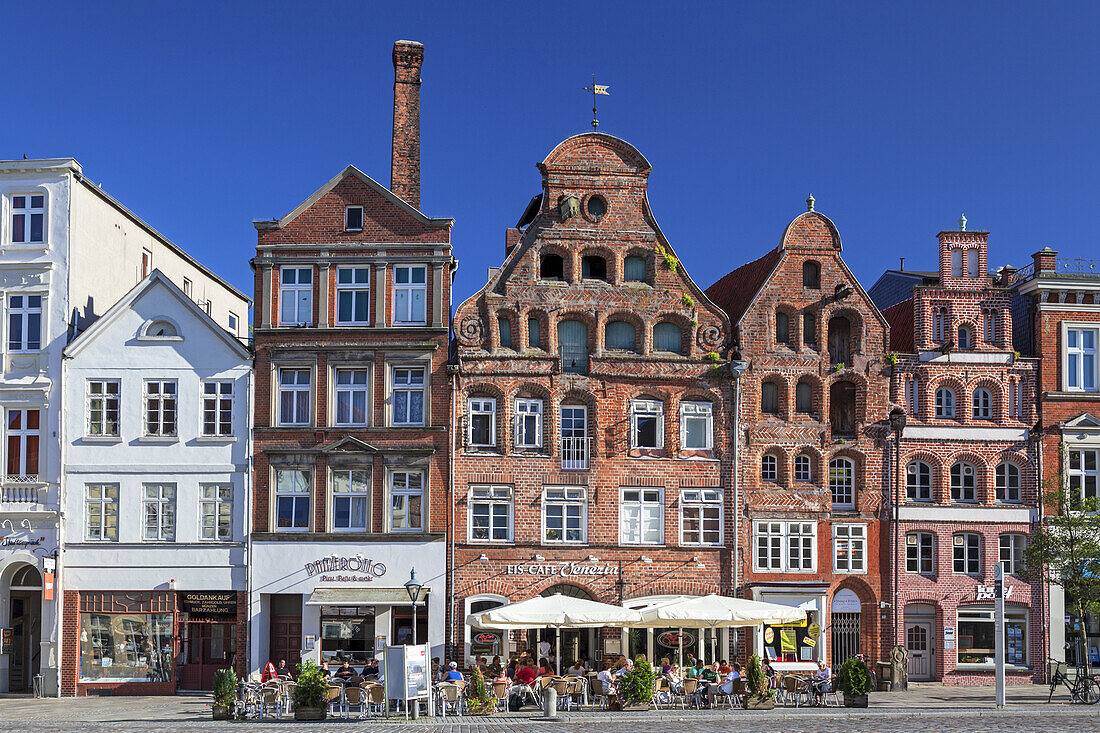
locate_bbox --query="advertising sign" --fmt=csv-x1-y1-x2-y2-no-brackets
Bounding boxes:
656,630,696,648
384,644,430,716
180,591,237,615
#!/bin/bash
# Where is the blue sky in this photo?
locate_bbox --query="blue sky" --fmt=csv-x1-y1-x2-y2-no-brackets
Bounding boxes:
6,2,1098,311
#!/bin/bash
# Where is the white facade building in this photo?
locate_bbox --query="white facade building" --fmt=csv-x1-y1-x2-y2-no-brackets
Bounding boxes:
61,272,251,695
0,159,249,696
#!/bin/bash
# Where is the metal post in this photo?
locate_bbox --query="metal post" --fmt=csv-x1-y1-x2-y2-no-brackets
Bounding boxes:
995,562,1005,708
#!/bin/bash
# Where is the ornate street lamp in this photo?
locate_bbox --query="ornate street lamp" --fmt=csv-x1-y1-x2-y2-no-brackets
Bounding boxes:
888,407,907,689
405,569,424,646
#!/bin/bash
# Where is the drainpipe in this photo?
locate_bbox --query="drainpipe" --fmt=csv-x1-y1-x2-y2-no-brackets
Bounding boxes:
448,364,458,658
245,363,255,679
729,359,748,656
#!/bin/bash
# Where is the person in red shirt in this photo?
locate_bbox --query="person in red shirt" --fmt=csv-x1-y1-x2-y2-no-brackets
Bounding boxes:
515,663,537,685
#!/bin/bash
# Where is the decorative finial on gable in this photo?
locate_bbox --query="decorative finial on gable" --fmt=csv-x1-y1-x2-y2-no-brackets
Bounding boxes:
806,194,815,212
958,213,967,231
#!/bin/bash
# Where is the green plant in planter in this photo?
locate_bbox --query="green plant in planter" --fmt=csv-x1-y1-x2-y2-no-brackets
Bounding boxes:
211,667,237,717
743,654,774,705
293,659,328,709
837,657,873,697
885,352,899,365
465,665,497,715
615,657,656,706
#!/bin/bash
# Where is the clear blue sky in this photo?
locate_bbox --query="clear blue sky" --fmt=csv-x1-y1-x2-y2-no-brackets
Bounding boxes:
6,2,1097,313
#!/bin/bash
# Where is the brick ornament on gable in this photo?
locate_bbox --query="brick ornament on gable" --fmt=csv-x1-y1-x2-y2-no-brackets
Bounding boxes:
457,315,485,347
697,323,724,351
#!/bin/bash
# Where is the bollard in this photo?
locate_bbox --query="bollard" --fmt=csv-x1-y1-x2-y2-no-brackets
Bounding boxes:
543,686,558,718
411,697,420,719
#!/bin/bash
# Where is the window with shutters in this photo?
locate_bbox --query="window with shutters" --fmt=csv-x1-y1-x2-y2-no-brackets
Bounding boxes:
951,248,963,277
605,320,636,351
467,397,496,448
966,248,979,277
630,399,663,449
469,485,512,542
953,532,981,575
624,256,647,282
906,532,934,574
514,398,543,449
558,320,588,374
803,260,820,289
279,267,313,326
393,265,427,324
527,316,541,349
498,316,512,349
828,316,851,365
795,381,813,413
776,311,790,346
761,381,780,415
680,401,712,450
543,487,586,543
680,489,722,546
581,255,607,281
336,266,370,325
803,313,817,347
620,488,663,545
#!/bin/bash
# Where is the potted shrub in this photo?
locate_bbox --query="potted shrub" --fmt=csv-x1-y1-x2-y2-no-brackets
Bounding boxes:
293,659,329,721
465,666,497,715
837,657,872,708
610,657,655,711
742,654,774,710
211,667,237,720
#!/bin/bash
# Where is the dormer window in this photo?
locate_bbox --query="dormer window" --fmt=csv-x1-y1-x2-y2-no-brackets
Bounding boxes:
10,193,45,244
345,206,364,231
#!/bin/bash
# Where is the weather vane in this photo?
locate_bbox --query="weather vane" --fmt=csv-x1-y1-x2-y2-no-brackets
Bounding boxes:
582,74,610,129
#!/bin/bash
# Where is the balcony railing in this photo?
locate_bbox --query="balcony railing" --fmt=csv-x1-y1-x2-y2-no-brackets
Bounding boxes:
561,436,591,470
1014,258,1100,282
559,346,589,375
2,482,44,504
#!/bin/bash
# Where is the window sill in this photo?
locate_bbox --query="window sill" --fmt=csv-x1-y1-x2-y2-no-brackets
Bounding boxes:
542,540,588,546
468,540,514,546
137,436,179,444
465,446,500,455
954,663,1030,672
3,242,49,252
510,448,547,456
195,435,237,443
81,435,123,444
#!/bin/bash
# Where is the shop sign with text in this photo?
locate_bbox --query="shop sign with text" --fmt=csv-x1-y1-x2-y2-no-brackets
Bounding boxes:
304,554,388,581
504,561,615,577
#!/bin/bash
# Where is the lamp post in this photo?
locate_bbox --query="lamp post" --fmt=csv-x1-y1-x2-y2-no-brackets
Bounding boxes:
405,569,424,646
888,407,907,690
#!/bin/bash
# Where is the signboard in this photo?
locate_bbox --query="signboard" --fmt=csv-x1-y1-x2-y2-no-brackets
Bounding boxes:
383,644,430,716
657,630,696,648
180,591,237,615
304,554,387,582
471,632,500,656
943,625,955,650
780,628,797,654
764,627,775,645
976,584,1014,601
807,623,820,639
504,561,616,578
43,570,54,601
1,535,43,548
0,628,11,654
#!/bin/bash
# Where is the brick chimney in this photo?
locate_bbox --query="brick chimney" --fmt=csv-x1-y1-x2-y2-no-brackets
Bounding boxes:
505,228,521,257
391,40,424,210
1032,246,1058,273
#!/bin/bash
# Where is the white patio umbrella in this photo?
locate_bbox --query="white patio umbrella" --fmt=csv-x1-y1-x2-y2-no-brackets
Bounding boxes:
467,593,643,671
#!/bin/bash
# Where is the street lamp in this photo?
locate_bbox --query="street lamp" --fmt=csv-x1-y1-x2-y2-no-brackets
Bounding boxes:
888,407,907,688
405,569,424,646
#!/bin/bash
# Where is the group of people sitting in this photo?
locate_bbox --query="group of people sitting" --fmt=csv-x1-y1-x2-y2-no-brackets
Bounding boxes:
259,656,381,683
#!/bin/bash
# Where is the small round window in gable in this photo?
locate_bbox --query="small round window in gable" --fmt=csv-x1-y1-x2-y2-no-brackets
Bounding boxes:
586,194,607,220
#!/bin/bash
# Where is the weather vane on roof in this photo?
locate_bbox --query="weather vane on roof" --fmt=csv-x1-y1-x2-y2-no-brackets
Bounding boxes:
582,74,610,130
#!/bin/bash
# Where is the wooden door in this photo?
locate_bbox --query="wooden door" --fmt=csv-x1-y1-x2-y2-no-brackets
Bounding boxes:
905,622,933,681
271,614,302,669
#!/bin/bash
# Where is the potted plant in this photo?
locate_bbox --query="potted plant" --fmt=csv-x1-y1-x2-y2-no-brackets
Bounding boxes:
293,659,329,721
837,657,872,708
742,654,774,710
211,667,237,720
465,665,497,715
610,656,655,711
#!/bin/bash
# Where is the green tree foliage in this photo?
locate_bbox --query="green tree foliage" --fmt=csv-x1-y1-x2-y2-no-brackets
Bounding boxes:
837,657,872,696
293,659,328,708
620,657,656,703
212,667,237,707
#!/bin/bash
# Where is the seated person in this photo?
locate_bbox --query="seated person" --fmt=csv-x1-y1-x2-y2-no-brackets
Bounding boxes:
812,660,832,695
597,659,617,695
515,661,538,686
706,663,741,706
614,658,634,678
666,664,683,693
761,658,777,688
333,660,356,681
718,659,732,675
319,660,332,679
699,661,719,683
443,661,464,682
488,655,503,678
274,659,294,679
361,658,379,678
538,657,555,676
566,658,587,676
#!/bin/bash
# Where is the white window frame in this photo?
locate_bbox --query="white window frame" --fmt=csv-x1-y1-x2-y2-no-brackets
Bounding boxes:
336,266,371,326
183,278,193,298
141,248,151,278
274,468,311,532
754,521,816,573
829,457,855,510
87,379,120,437
277,368,312,427
1000,533,1026,575
906,460,933,501
202,380,234,436
953,532,981,575
5,408,39,479
7,293,42,352
514,398,543,449
906,531,934,574
950,461,978,503
794,454,812,482
630,399,664,449
393,264,428,325
227,312,239,335
995,462,1022,503
560,405,589,470
619,488,664,545
279,266,313,326
333,367,370,427
345,205,364,231
833,523,866,573
761,454,778,482
389,469,425,532
543,486,586,544
9,192,45,244
85,484,119,541
331,469,370,532
467,397,497,448
199,484,233,541
1067,448,1100,508
935,386,956,418
391,366,426,426
144,379,178,436
933,305,948,342
972,387,993,420
680,401,713,450
142,483,176,542
1064,324,1100,392
679,489,722,546
469,485,513,543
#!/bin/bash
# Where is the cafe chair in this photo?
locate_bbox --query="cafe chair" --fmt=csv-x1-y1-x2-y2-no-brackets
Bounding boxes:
260,683,281,719
365,683,386,717
492,680,510,711
551,679,572,711
326,684,345,717
280,681,296,716
590,678,609,710
681,677,700,709
438,682,463,717
344,684,366,719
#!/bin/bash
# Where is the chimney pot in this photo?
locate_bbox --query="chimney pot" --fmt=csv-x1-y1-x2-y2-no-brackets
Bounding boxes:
391,40,424,210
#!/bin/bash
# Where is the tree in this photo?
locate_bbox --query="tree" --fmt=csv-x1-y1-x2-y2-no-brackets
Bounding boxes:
1024,485,1100,674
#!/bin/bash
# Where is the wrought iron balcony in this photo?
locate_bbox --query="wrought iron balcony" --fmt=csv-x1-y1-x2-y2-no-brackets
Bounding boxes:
561,436,591,471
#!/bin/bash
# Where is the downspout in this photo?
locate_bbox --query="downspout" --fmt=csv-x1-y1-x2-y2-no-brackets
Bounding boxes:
57,171,75,697
448,366,457,657
729,359,748,658
245,360,255,678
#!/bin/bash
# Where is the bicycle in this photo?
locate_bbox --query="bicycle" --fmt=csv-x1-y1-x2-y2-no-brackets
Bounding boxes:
1047,658,1100,704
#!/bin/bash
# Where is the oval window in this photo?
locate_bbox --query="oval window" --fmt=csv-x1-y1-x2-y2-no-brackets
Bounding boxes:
586,195,607,219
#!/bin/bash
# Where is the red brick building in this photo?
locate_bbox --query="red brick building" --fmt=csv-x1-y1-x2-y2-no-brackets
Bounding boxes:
1012,246,1100,670
450,132,735,667
875,226,1042,685
706,202,890,672
246,41,454,674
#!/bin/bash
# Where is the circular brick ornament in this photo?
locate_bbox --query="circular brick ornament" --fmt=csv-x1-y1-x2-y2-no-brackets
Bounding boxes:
697,323,724,351
458,315,485,346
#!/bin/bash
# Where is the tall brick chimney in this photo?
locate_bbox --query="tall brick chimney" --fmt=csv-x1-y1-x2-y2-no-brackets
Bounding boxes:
391,40,424,210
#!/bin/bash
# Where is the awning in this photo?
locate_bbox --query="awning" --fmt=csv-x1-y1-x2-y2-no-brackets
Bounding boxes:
305,587,428,606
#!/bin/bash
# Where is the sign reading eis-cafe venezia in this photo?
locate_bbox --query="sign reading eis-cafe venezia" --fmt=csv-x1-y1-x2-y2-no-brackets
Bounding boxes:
304,554,388,582
505,560,616,577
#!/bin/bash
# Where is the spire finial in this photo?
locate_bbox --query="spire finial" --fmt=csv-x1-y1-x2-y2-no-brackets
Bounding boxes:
582,74,610,130
806,194,815,212
958,213,967,231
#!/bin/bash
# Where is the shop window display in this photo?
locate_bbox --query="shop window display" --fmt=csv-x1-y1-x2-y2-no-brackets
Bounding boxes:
79,612,173,682
320,605,376,666
956,607,1027,667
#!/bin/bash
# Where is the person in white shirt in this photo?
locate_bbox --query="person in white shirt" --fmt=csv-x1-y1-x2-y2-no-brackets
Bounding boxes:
707,662,742,706
566,658,587,676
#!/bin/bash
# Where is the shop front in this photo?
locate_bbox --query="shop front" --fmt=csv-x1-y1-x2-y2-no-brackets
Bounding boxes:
748,584,828,673
248,539,445,678
178,591,241,690
0,526,59,695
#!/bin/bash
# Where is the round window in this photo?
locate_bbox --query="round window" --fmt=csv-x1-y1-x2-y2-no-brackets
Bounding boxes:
586,194,607,219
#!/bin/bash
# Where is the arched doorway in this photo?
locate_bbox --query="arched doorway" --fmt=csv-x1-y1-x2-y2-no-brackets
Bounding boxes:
528,584,595,669
830,588,862,668
6,563,42,692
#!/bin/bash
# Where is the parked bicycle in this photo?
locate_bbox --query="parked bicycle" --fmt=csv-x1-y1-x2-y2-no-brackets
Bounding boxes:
1048,658,1100,704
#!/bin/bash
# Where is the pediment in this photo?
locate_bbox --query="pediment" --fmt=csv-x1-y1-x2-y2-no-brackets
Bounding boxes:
1061,413,1100,431
320,436,380,454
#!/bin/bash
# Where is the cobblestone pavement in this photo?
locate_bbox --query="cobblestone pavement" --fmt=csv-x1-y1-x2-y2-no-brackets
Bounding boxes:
0,685,1097,732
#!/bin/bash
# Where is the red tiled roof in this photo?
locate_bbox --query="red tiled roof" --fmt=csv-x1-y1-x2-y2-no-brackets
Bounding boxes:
882,297,914,353
705,247,782,326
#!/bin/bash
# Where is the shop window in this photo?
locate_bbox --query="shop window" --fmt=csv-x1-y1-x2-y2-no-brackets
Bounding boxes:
935,386,956,418
761,454,779,482
390,470,424,531
624,256,647,282
776,311,790,346
950,461,977,502
680,489,722,546
653,321,683,354
275,469,310,531
620,488,663,545
830,381,856,437
995,462,1021,503
469,485,513,542
829,457,855,510
321,606,376,667
332,470,369,532
80,610,173,682
540,253,565,281
754,521,815,572
1068,448,1100,510
999,533,1026,575
833,524,866,573
794,454,812,482
795,381,813,414
906,532,934,574
906,460,932,501
467,397,497,448
605,320,637,351
803,260,820,289
543,486,586,543
514,398,543,449
630,399,663,449
957,607,1027,667
558,320,588,375
581,255,607,281
680,401,712,450
761,381,780,415
972,388,993,419
952,532,981,574
828,316,851,365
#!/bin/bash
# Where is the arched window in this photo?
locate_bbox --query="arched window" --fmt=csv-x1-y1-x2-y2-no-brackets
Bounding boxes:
958,325,972,350
761,382,780,415
498,316,512,349
761,454,778,482
653,322,683,354
624,256,647,282
540,253,564,280
951,248,963,277
966,249,979,277
795,381,813,413
972,387,993,420
143,320,179,338
794,454,812,482
829,457,855,509
557,320,588,375
935,387,956,418
950,461,977,502
803,261,820,289
830,382,856,436
828,316,851,365
995,462,1021,503
776,311,790,345
581,255,607,281
906,460,932,501
605,320,636,352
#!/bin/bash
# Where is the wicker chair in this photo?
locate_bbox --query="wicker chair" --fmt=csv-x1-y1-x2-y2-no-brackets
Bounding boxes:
590,677,609,710
492,680,510,711
438,682,463,717
364,683,386,717
681,677,700,709
325,684,345,717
